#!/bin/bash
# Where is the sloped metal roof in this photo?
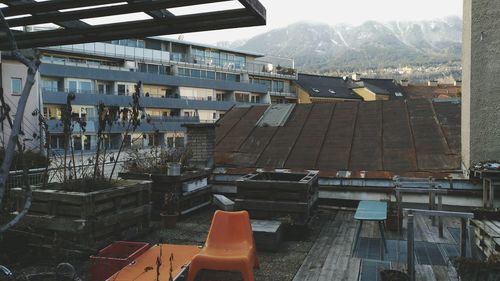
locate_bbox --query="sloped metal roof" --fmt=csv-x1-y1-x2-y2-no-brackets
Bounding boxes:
215,99,461,173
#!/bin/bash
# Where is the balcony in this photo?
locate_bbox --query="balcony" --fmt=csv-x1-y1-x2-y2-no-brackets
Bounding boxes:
46,115,200,135
44,42,170,64
39,63,269,94
172,55,298,80
42,89,235,111
43,43,297,80
269,91,298,98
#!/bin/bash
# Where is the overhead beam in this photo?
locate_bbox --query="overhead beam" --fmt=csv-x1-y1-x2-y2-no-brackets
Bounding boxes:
0,8,263,50
1,0,125,17
2,0,90,29
6,0,233,27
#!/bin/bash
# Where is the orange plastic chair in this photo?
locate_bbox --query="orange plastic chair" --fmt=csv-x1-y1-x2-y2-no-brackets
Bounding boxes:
186,210,259,281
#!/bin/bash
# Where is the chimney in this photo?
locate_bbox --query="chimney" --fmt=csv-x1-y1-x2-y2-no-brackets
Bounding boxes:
183,123,217,169
400,79,409,87
462,0,500,171
428,80,438,87
351,73,361,81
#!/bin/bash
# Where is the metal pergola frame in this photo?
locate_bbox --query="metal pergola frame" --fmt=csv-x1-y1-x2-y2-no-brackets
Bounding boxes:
0,0,266,50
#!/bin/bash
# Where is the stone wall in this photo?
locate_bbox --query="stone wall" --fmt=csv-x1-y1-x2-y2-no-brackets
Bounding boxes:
184,123,216,168
462,0,500,170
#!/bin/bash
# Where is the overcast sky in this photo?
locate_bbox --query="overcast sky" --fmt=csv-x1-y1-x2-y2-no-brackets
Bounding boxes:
161,0,462,44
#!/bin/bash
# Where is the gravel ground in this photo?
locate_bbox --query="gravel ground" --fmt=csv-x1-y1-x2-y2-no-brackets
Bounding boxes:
1,206,334,281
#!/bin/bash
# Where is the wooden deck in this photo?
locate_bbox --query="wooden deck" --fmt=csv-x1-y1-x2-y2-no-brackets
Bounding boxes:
292,210,464,281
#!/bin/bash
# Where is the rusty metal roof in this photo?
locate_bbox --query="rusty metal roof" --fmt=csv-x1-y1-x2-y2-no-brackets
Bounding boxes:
215,99,461,174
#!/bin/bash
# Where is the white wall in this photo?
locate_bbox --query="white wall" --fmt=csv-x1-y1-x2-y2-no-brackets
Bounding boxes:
1,58,40,150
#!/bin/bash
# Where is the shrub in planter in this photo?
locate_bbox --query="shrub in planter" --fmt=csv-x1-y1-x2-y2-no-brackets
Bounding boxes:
380,270,410,281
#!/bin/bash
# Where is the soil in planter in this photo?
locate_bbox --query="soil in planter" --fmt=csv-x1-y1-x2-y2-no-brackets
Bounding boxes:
42,178,119,192
380,270,410,281
472,208,500,220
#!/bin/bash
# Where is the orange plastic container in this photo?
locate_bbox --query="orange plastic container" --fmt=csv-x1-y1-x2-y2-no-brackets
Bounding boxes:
90,241,150,281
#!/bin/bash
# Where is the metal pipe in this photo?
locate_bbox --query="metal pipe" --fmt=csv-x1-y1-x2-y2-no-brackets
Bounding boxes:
407,213,415,281
0,265,13,280
460,218,468,257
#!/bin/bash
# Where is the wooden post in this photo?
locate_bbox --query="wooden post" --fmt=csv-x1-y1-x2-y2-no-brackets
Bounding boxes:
438,194,444,238
430,190,436,226
483,178,488,208
460,218,468,257
407,213,415,281
489,179,495,209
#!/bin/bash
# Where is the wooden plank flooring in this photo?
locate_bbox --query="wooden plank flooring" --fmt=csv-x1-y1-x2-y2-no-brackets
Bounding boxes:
292,210,461,281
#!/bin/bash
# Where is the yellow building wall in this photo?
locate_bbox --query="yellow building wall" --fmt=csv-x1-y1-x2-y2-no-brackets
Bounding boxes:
352,88,390,101
297,87,312,104
353,88,377,101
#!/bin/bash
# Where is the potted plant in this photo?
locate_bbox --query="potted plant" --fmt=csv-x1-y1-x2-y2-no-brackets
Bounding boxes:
380,270,410,281
160,187,179,229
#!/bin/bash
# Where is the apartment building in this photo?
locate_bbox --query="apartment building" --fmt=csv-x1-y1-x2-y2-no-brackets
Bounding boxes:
36,37,298,152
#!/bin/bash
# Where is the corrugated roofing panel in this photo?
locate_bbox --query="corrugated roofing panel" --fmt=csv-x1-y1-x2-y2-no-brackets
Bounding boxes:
407,100,454,170
382,100,418,172
216,106,269,153
284,104,335,169
349,102,383,171
256,105,313,168
215,107,250,145
316,102,358,171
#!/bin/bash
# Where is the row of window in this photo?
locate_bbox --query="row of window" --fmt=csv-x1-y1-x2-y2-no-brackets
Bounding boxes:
192,47,246,69
110,39,146,49
251,78,285,92
178,68,239,82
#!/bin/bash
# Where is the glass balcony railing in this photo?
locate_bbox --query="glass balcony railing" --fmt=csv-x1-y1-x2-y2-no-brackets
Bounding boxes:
46,42,170,63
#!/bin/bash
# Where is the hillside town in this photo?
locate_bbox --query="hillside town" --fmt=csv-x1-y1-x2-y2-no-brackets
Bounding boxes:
0,1,499,281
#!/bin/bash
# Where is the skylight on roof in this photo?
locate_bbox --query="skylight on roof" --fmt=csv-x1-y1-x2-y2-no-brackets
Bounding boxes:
395,92,403,97
312,88,320,93
328,89,336,94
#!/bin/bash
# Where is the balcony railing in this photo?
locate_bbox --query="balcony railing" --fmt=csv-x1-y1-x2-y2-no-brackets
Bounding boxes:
43,43,298,80
45,42,170,63
269,91,297,98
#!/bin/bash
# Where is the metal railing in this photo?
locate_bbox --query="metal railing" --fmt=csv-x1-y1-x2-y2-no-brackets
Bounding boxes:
404,209,474,281
7,168,46,190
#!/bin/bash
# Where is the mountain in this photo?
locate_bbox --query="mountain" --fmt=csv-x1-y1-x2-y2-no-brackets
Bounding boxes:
220,16,462,74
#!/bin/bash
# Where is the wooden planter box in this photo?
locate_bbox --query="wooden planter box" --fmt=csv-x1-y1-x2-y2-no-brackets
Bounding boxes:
235,171,319,225
10,180,151,251
151,170,212,216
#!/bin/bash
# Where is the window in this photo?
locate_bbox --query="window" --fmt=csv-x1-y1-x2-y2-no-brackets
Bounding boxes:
167,137,174,148
117,84,126,96
213,113,217,120
11,78,22,95
175,137,185,148
328,89,336,94
235,93,250,103
42,79,58,92
312,87,320,93
216,93,224,101
251,95,261,103
67,79,92,93
395,92,403,97
184,111,191,117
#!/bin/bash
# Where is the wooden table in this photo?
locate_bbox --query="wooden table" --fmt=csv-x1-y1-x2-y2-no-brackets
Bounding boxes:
352,200,388,259
108,244,201,281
